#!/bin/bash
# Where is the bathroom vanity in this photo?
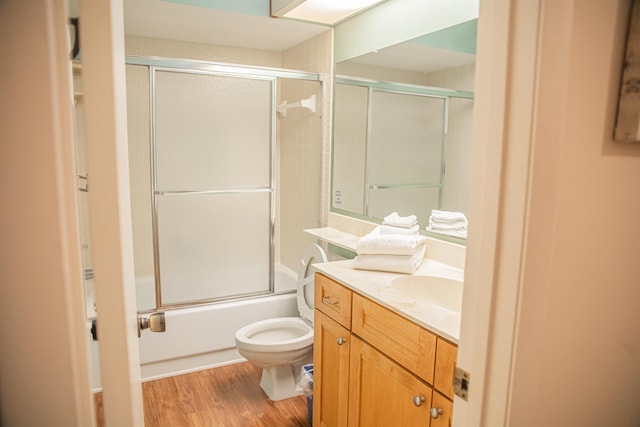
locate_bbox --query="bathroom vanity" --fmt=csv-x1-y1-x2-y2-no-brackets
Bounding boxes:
312,259,462,427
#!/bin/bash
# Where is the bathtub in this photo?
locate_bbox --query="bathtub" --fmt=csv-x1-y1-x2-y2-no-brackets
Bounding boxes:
88,264,300,389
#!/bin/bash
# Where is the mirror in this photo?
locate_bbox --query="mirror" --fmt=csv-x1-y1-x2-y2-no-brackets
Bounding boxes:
331,19,476,242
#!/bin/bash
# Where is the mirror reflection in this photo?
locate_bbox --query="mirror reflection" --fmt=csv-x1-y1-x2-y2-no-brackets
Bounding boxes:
332,20,476,241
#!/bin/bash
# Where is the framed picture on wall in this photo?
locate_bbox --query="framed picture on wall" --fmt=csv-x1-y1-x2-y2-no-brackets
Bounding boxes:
614,0,640,143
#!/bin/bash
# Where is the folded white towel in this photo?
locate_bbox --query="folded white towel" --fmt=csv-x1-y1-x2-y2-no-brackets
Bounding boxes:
428,219,467,231
430,210,467,223
426,226,468,239
353,245,426,274
382,212,418,229
356,227,427,255
379,224,419,236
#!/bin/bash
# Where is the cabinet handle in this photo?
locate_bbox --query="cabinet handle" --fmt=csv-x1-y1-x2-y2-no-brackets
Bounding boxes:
323,296,339,305
337,337,346,345
430,407,444,419
412,396,426,407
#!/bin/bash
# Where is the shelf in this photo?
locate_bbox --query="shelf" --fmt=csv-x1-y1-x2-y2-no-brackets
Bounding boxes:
304,227,359,252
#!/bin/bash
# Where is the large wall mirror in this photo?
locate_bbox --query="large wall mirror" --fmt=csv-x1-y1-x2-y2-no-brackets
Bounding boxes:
332,17,477,243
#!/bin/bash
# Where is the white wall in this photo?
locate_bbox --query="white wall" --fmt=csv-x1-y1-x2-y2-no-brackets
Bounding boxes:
508,1,640,424
334,0,478,62
0,1,94,425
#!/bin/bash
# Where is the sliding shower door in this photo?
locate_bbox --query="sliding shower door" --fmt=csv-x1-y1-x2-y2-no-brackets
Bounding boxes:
366,90,446,228
153,69,274,306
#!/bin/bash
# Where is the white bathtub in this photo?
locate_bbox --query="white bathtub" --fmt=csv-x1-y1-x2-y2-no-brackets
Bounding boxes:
89,264,300,389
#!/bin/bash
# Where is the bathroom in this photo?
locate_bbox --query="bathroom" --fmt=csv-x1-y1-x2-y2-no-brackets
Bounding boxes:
71,0,476,422
2,1,640,427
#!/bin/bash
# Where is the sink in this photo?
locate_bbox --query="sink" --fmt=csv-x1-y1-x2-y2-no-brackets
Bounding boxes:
391,275,463,312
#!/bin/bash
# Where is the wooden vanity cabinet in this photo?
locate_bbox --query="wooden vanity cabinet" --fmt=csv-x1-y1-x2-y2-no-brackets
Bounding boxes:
313,273,353,427
430,390,454,427
313,273,457,427
348,335,432,427
313,310,351,427
434,337,458,400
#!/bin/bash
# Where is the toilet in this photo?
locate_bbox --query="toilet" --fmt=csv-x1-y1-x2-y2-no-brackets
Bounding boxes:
234,244,327,401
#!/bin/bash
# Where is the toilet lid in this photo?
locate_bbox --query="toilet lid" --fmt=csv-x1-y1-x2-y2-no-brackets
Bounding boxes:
297,243,327,324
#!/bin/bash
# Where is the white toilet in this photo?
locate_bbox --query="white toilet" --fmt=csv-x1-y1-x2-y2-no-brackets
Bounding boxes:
234,244,327,401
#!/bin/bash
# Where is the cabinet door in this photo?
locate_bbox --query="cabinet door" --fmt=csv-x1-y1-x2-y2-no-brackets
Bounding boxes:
348,336,432,427
430,391,453,427
313,310,351,427
434,338,457,399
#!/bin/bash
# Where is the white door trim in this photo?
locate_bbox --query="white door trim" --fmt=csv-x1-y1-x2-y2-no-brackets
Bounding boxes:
455,0,543,424
0,1,95,425
79,1,144,425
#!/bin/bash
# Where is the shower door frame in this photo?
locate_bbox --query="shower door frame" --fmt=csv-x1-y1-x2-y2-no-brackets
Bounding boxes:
364,87,449,217
332,76,475,221
126,56,324,311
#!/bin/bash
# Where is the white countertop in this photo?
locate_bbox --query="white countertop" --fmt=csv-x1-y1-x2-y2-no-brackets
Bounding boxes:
313,258,464,343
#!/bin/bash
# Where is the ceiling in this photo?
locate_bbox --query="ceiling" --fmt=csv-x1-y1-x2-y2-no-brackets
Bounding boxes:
120,0,475,73
347,41,476,74
123,0,329,52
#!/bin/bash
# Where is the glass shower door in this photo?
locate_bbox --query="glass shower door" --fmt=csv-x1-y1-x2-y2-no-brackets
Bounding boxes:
366,90,446,227
152,69,274,306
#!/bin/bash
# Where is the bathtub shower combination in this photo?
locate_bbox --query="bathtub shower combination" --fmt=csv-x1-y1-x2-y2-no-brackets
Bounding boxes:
75,57,326,388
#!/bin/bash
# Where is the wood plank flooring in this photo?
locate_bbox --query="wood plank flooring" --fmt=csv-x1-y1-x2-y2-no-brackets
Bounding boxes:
95,362,310,427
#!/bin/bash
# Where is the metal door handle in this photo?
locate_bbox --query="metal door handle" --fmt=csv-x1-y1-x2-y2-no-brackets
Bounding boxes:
138,312,166,337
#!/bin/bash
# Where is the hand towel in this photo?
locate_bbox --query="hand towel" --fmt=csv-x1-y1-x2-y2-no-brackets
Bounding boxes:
379,224,420,236
356,227,427,255
382,212,418,229
353,244,426,274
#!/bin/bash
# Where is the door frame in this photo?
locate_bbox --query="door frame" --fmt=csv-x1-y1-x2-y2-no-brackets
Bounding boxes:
6,0,546,424
79,0,144,425
455,0,542,425
79,0,534,425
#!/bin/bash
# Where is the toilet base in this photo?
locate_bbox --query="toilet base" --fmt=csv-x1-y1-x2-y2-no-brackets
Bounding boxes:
259,364,303,401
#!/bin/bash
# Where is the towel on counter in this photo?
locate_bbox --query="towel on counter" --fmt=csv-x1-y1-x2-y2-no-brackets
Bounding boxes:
353,244,426,274
427,209,468,238
382,212,418,229
427,226,468,238
429,209,467,223
356,226,427,255
379,224,420,236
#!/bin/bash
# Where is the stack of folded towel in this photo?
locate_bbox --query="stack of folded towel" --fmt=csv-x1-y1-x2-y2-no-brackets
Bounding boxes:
353,212,427,274
427,209,468,238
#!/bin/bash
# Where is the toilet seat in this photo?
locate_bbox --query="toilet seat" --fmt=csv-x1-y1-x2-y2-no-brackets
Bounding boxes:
233,244,328,400
234,317,313,353
297,243,327,325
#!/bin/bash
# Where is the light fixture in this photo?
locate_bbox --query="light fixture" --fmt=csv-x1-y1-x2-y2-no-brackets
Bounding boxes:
271,0,387,25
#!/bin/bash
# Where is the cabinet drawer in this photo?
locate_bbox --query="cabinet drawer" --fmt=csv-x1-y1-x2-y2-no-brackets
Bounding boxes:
434,337,457,399
351,293,436,384
315,273,352,329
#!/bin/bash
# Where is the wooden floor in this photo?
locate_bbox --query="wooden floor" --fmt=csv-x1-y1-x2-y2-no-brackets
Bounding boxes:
95,362,310,427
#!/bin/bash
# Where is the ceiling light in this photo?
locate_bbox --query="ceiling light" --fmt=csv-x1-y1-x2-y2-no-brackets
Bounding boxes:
272,0,386,25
